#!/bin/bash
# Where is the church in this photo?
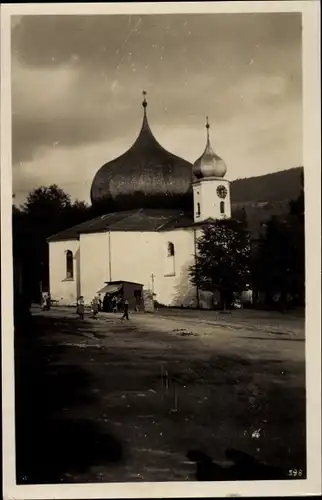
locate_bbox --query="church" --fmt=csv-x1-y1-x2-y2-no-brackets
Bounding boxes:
47,93,231,309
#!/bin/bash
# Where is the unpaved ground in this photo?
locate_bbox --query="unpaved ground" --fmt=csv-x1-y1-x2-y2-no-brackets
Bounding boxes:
15,307,306,484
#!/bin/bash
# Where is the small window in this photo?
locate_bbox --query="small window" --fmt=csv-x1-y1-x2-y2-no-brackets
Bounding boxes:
196,202,201,217
165,242,176,276
66,250,73,279
220,201,225,214
167,242,175,257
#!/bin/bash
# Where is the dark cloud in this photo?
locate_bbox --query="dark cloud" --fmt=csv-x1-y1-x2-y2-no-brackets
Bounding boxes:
13,113,106,164
11,12,302,202
12,13,301,72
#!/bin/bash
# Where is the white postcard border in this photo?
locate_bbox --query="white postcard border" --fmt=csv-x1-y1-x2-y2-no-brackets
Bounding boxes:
1,2,321,499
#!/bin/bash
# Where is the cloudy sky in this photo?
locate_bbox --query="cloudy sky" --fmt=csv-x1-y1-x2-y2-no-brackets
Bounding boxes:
11,12,302,206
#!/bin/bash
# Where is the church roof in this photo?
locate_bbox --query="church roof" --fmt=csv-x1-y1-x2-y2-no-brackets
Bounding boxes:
47,205,275,243
90,92,193,213
47,208,194,242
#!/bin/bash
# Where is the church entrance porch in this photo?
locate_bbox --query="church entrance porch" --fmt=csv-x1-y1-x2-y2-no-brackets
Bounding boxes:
15,306,305,484
97,281,144,313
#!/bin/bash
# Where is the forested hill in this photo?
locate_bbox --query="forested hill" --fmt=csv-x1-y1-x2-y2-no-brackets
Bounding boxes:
230,166,304,239
230,166,303,204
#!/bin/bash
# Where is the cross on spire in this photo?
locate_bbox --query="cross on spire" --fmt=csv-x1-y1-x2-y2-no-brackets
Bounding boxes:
142,89,147,108
206,116,210,142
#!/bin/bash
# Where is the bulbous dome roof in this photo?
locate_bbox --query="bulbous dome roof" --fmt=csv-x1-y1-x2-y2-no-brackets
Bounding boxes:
91,93,193,213
193,117,227,179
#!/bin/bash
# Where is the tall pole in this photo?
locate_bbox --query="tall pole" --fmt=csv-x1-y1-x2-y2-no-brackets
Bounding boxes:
194,229,200,309
151,273,155,296
108,231,112,282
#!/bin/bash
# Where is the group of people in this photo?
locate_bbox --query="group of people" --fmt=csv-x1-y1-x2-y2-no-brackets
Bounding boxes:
102,294,121,313
76,295,100,320
76,294,129,320
109,295,130,319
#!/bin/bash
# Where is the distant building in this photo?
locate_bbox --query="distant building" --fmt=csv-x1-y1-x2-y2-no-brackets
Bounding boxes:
47,94,232,308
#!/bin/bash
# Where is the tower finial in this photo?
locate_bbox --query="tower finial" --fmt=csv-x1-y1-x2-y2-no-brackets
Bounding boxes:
206,116,210,142
142,90,147,108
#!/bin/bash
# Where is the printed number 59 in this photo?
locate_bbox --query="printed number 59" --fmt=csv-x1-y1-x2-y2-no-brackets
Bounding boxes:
288,469,303,477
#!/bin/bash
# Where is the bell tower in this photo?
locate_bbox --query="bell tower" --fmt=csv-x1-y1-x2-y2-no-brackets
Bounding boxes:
192,117,231,223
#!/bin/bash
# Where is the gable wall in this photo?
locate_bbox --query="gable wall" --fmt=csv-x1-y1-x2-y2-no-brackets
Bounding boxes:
79,232,110,304
48,239,80,305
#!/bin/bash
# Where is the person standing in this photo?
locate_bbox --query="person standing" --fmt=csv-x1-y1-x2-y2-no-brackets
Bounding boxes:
46,293,52,311
41,292,48,311
97,293,102,312
76,296,85,320
103,292,109,312
121,299,129,320
91,297,99,319
116,295,122,313
112,295,117,313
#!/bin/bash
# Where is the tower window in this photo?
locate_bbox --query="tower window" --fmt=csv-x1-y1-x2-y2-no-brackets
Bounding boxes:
196,202,201,217
66,250,74,279
220,201,225,214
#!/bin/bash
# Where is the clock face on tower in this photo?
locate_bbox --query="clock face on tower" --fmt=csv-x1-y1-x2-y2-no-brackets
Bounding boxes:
217,185,227,199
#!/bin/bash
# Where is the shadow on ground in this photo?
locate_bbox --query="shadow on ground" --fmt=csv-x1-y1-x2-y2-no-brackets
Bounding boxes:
14,314,124,484
187,448,289,481
240,336,305,342
14,309,306,483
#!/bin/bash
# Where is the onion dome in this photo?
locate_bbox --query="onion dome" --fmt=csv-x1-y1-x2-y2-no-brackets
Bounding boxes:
91,92,193,213
193,117,227,179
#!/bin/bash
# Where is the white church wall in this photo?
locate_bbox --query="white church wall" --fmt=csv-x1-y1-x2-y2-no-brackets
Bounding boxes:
48,240,80,305
79,232,110,304
158,229,197,307
107,230,197,308
109,231,160,295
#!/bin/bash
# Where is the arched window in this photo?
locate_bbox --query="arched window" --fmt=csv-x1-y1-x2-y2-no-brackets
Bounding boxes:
196,202,201,217
220,201,225,214
167,242,175,257
165,242,175,276
66,250,73,279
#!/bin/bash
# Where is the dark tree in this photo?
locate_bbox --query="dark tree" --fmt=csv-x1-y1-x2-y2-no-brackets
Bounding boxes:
289,169,304,217
22,184,71,214
13,185,93,302
232,206,248,229
252,171,305,309
189,219,251,309
288,170,305,304
252,217,293,308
